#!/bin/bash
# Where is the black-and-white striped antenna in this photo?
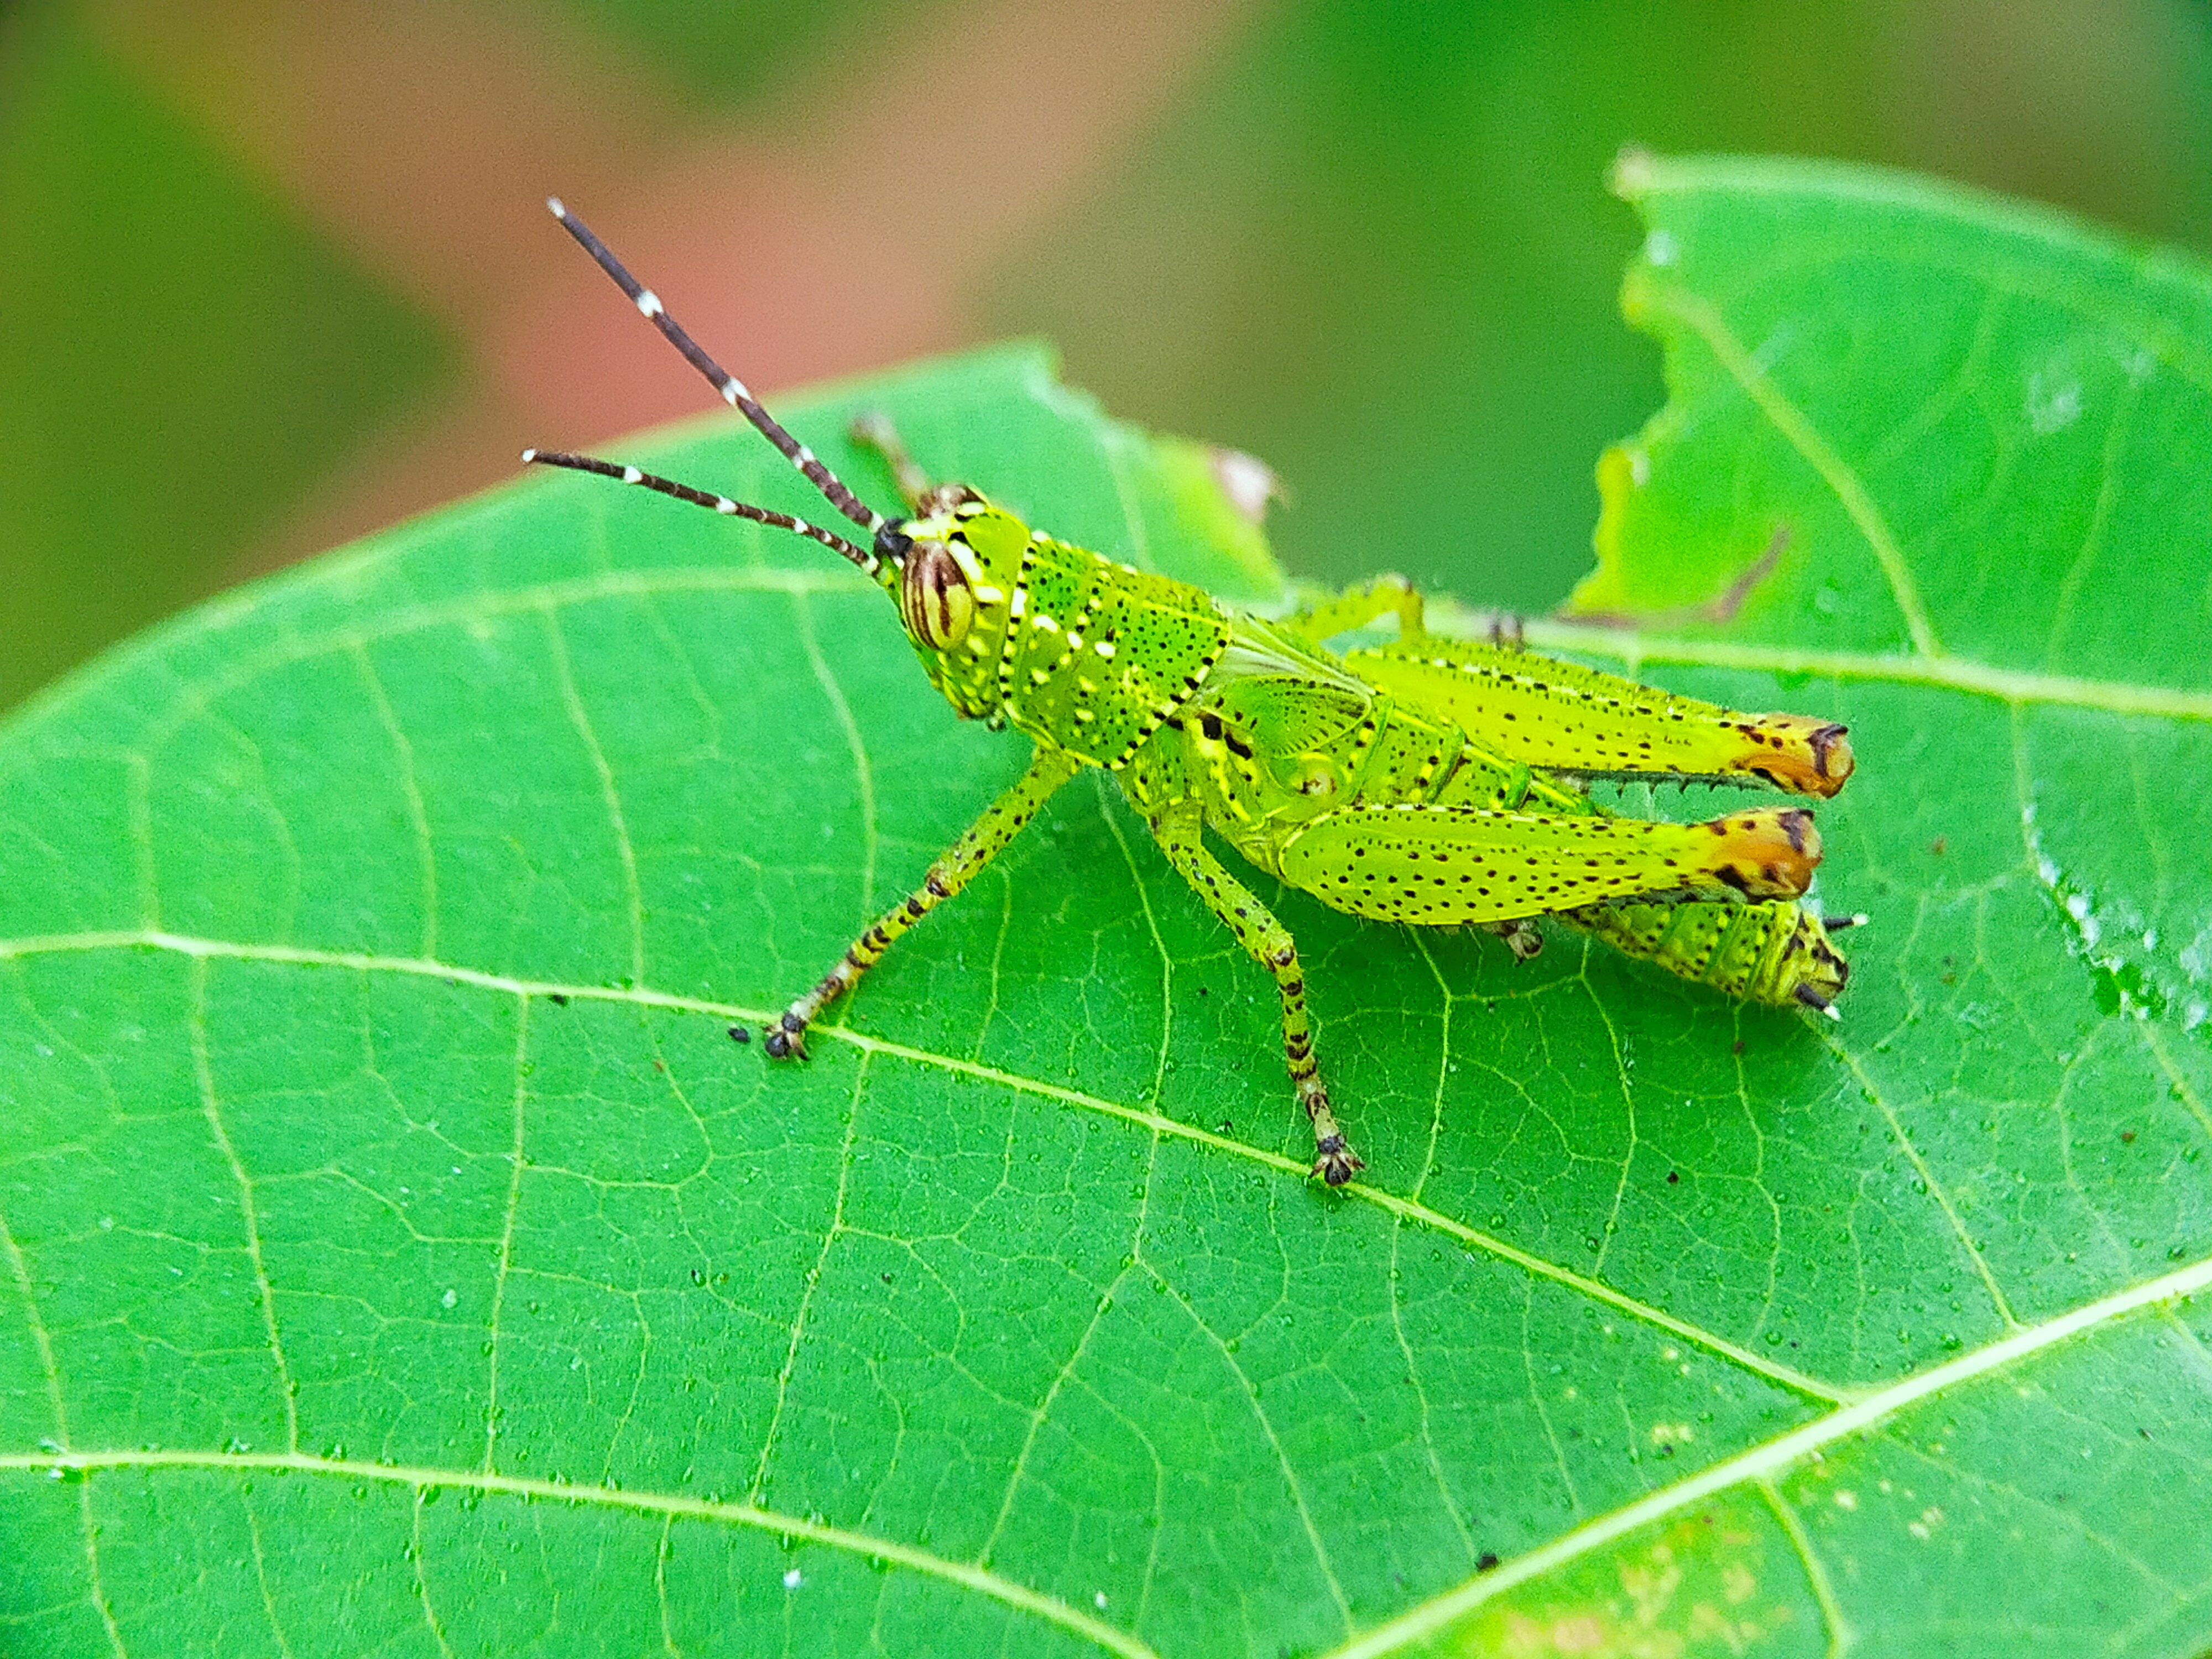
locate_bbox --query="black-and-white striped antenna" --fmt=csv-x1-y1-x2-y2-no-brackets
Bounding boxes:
544,197,885,535
519,447,878,574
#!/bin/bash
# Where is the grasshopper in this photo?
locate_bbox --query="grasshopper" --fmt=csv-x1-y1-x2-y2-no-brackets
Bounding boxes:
525,200,1859,1185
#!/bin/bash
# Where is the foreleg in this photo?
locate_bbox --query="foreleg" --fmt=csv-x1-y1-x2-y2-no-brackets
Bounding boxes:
1147,801,1362,1185
765,747,1082,1058
848,410,982,518
848,411,936,513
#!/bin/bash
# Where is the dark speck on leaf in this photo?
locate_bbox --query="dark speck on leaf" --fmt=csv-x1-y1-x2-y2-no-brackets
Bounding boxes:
1732,1038,1745,1055
1477,1552,1500,1573
2121,1129,2136,1143
549,993,570,1006
1219,1120,1233,1135
881,1272,894,1285
728,1025,750,1044
1666,1170,1680,1185
1931,836,1947,855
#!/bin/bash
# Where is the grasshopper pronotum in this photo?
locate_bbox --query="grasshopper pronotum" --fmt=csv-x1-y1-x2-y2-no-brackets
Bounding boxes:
525,200,1859,1185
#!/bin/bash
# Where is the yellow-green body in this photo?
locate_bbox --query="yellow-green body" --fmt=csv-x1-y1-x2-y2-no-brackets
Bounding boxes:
883,497,1849,1020
527,195,1855,1187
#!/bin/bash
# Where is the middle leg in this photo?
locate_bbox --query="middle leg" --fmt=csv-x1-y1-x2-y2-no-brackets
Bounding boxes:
765,746,1082,1059
1280,575,1426,646
1147,800,1362,1185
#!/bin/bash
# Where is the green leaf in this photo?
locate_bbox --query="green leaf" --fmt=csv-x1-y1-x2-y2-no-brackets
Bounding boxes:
4,160,2210,1658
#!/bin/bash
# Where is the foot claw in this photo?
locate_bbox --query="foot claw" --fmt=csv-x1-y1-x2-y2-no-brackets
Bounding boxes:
1489,918,1544,962
763,1012,810,1061
1311,1135,1365,1187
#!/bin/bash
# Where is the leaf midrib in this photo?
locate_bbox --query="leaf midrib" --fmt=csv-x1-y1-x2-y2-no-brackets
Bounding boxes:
1515,618,2212,719
12,1247,2209,1659
8,927,2205,1413
0,1447,1160,1659
1322,1250,2212,1659
0,925,1845,1402
9,572,2205,816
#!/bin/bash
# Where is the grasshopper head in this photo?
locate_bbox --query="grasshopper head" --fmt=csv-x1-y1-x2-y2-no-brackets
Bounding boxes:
871,494,1034,720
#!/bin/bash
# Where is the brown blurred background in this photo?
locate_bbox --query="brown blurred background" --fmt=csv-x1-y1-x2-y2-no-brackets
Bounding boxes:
6,0,2210,711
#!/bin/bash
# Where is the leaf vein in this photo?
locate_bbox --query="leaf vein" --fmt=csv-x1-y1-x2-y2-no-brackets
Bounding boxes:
349,641,439,959
0,927,1856,1405
0,1450,1158,1659
1819,1031,2021,1329
1151,1261,1355,1636
410,1489,458,1659
1634,282,1943,656
791,592,879,914
1755,1475,1851,1658
481,995,529,1474
1322,1249,2212,1658
543,606,646,988
188,956,300,1453
1389,933,1478,1563
745,1050,867,1503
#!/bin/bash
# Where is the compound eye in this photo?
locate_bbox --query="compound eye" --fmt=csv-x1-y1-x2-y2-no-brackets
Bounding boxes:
899,540,974,649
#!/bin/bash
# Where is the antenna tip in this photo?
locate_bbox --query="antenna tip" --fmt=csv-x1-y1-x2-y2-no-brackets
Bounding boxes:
1822,1003,1843,1021
520,447,538,464
546,196,567,220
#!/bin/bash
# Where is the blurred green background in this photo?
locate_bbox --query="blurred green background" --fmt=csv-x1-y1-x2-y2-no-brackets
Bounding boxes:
6,0,2210,711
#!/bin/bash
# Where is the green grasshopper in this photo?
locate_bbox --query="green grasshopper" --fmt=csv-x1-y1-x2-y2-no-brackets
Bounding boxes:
525,200,1859,1185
